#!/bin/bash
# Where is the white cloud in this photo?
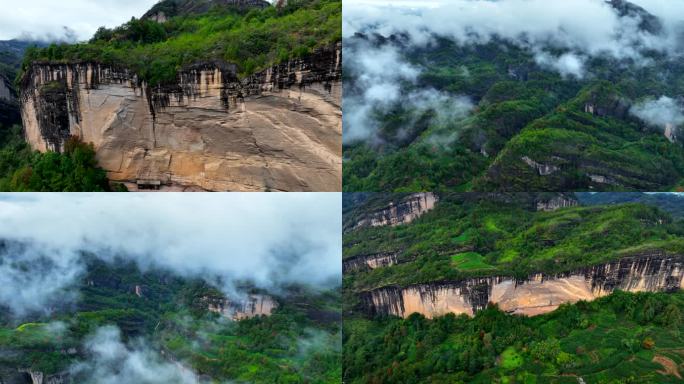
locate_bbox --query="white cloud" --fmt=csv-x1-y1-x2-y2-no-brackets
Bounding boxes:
534,52,587,79
70,326,203,384
343,0,684,144
630,96,684,128
0,0,159,41
343,39,473,143
0,193,342,316
343,0,684,66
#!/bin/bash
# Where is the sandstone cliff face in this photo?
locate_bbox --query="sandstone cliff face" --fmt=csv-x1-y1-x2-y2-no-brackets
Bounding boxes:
202,294,277,320
536,193,578,212
21,45,342,191
352,193,438,229
343,252,399,273
361,252,684,318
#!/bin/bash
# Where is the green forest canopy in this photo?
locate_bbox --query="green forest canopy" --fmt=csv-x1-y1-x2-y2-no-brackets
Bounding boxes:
20,0,341,85
343,195,684,291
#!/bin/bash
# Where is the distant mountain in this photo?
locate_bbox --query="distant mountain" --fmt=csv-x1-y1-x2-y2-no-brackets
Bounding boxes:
0,39,47,83
0,39,44,127
577,192,684,218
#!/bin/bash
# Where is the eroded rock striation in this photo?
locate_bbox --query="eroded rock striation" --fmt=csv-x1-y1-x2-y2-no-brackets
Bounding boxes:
361,252,684,318
536,193,578,211
201,294,277,320
20,45,342,191
351,193,438,229
343,252,400,273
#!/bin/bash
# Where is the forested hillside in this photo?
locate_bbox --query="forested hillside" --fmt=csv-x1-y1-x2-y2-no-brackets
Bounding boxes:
343,192,684,383
577,192,684,218
343,193,684,292
0,39,112,191
345,291,684,383
0,256,341,383
22,0,341,85
343,0,684,192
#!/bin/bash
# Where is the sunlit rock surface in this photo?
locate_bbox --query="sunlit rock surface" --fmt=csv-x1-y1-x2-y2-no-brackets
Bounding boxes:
351,193,438,229
20,45,342,191
361,252,684,318
202,294,278,320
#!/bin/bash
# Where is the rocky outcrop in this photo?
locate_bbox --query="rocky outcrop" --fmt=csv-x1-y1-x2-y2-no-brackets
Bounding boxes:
352,193,438,229
522,156,559,176
343,252,399,273
536,193,578,211
664,123,678,143
20,44,342,191
201,294,277,320
361,252,684,318
0,75,13,102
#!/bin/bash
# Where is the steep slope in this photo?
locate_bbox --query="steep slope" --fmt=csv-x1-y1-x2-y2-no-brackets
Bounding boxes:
0,255,341,383
344,291,684,383
20,0,342,191
0,39,30,126
343,193,684,317
0,40,114,192
343,192,684,383
343,1,684,192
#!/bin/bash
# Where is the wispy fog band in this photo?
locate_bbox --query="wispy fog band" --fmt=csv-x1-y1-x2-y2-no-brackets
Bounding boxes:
0,193,341,316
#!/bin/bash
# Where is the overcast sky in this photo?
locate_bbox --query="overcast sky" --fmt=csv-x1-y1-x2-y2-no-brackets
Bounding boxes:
0,0,159,41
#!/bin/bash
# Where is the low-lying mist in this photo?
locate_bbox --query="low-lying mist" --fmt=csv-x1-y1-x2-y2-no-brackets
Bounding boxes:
0,193,342,317
343,0,684,144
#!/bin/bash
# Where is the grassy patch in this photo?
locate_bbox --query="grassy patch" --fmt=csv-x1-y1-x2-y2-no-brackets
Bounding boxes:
500,347,524,370
451,252,493,271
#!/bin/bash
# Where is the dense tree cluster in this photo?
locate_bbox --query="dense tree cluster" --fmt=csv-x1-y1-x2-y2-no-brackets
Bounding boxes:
0,124,114,191
22,0,341,85
0,260,341,383
343,194,684,291
343,38,684,192
344,291,684,384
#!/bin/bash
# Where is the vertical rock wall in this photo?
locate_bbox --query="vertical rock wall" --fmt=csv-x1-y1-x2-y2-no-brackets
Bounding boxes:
21,44,342,191
361,252,684,318
352,192,438,229
343,252,400,273
203,294,278,320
